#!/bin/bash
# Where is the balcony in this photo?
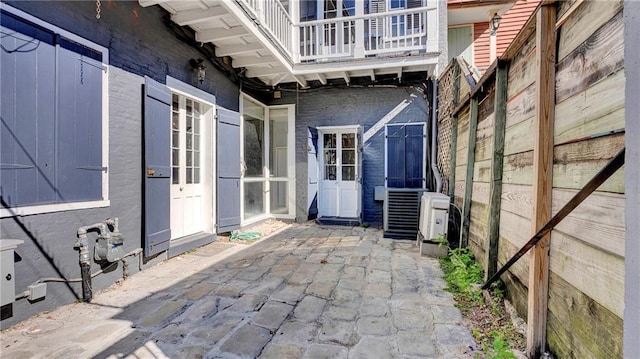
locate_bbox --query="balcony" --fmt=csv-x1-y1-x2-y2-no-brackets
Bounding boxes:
140,0,443,87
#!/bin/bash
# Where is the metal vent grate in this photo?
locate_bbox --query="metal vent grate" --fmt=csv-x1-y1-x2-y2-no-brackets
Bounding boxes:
383,189,424,239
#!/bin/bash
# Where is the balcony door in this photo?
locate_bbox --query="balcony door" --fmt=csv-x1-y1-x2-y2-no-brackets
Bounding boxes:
318,128,361,218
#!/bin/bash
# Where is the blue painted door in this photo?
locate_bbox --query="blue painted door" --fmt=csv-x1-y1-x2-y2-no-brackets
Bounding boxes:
386,123,425,188
216,107,241,233
143,77,172,257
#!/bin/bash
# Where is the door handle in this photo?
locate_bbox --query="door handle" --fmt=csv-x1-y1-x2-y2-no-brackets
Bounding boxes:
180,187,184,191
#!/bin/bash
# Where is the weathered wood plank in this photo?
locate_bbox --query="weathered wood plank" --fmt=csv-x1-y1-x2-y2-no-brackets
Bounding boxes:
476,113,495,141
473,159,492,183
478,89,496,126
459,72,471,101
499,210,532,249
550,230,624,318
547,273,623,359
497,226,531,286
507,47,537,100
503,151,534,185
528,6,556,356
454,181,466,206
508,30,536,70
456,145,468,166
557,0,580,24
506,82,535,128
557,0,624,61
554,69,625,145
461,97,479,247
475,136,494,162
553,133,625,193
552,189,624,257
504,117,534,156
501,183,533,219
555,10,624,103
471,181,490,205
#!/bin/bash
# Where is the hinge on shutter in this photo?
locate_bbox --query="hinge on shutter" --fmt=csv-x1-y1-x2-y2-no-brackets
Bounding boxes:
77,166,108,172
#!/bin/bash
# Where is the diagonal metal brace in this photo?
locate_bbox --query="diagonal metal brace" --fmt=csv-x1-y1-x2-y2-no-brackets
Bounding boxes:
482,147,626,289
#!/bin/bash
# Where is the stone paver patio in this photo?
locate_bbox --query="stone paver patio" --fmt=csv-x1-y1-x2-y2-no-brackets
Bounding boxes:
0,223,476,358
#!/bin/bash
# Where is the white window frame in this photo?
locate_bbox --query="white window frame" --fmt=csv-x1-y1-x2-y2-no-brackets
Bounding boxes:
240,93,296,226
0,4,110,218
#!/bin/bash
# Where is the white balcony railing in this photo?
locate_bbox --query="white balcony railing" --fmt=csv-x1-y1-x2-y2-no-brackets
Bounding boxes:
238,0,438,64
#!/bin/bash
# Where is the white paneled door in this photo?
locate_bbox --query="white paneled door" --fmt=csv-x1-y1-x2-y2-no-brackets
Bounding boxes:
170,94,204,239
319,129,360,218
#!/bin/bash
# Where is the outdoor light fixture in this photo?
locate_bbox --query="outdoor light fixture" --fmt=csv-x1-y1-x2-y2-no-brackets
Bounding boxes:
489,13,502,35
190,58,206,84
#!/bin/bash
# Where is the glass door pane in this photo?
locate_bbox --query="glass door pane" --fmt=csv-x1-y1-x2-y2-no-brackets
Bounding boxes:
341,133,356,181
324,133,337,180
269,109,288,177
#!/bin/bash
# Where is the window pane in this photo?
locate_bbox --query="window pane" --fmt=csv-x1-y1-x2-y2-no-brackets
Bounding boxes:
324,133,336,148
186,116,192,133
342,133,355,148
186,150,192,166
342,150,355,165
325,165,336,180
172,94,179,109
243,117,264,177
244,181,265,219
186,133,193,150
269,109,288,177
194,101,200,116
172,112,179,130
270,181,288,213
172,149,179,166
194,168,200,184
342,166,355,181
324,149,336,165
194,152,200,167
194,134,200,151
186,168,193,184
172,167,179,184
186,99,192,115
172,131,179,147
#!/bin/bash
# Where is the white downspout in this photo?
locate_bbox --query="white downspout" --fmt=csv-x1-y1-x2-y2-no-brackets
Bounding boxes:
431,76,443,193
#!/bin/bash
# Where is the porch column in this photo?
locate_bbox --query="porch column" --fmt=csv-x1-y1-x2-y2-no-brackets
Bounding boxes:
354,0,365,58
291,0,300,62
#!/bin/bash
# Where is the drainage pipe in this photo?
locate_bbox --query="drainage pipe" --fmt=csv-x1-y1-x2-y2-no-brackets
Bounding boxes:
430,76,443,193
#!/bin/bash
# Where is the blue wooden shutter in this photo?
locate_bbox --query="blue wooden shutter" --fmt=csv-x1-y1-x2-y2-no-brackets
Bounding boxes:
0,14,56,206
57,41,104,202
386,124,424,188
216,107,241,233
143,77,172,256
405,124,424,188
386,125,405,188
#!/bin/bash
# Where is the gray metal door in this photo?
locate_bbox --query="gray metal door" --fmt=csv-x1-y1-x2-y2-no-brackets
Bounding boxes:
216,107,241,233
143,76,171,256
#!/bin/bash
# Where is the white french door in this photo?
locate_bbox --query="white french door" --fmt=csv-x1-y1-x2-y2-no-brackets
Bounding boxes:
170,94,204,239
319,129,360,218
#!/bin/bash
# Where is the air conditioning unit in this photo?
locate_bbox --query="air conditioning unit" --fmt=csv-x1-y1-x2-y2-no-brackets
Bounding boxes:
417,192,449,254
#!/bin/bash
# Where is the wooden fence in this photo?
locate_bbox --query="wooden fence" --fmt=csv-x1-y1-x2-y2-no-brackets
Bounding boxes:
437,1,625,357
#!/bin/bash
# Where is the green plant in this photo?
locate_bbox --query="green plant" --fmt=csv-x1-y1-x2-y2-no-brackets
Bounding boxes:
434,233,449,247
487,332,517,359
441,248,483,302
